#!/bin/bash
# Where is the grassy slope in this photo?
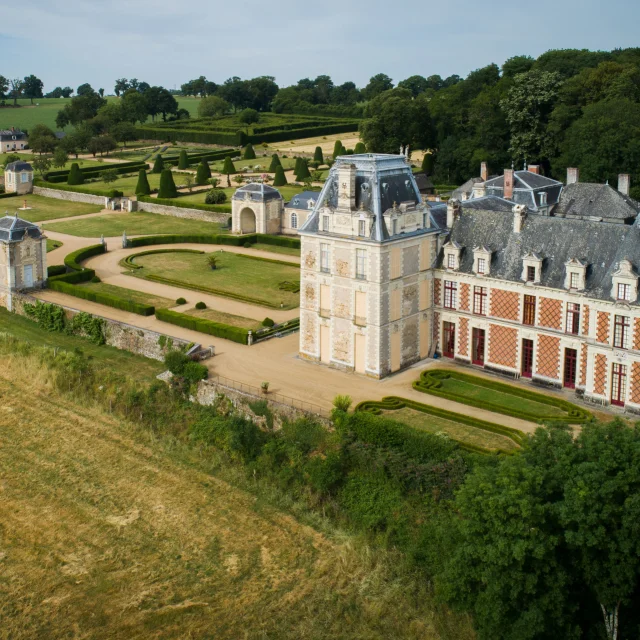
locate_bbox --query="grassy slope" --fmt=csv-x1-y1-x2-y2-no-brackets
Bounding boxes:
0,194,102,223
0,347,467,640
44,211,228,237
0,308,162,382
132,251,300,309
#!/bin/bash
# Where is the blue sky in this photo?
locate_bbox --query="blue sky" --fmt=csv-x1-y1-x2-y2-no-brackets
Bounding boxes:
2,0,638,93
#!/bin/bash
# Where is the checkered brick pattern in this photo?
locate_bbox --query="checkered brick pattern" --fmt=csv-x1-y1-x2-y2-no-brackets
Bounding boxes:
433,279,441,307
634,318,640,351
593,353,607,395
582,305,590,336
630,362,640,404
489,289,520,321
433,312,440,349
488,324,518,368
458,317,469,357
459,283,470,311
536,334,561,379
538,297,562,329
579,343,588,387
596,312,610,344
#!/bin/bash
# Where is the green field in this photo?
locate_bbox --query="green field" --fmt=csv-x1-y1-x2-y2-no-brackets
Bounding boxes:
0,194,102,223
77,281,175,310
44,211,228,237
184,306,263,330
73,170,167,197
131,251,300,309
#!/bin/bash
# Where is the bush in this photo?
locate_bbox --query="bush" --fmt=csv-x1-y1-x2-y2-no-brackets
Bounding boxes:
239,108,260,125
243,143,256,160
195,301,207,310
135,169,151,196
152,154,164,173
67,162,84,185
176,297,187,305
244,241,252,248
333,395,352,412
165,350,189,375
127,233,299,250
333,140,343,158
313,146,324,163
295,158,311,181
155,308,250,344
262,317,275,327
47,264,66,278
195,161,210,185
158,169,178,198
177,149,188,170
204,188,227,204
421,153,434,174
183,361,208,384
63,244,106,271
222,155,236,175
354,142,366,154
90,275,101,283
268,154,281,172
272,165,287,187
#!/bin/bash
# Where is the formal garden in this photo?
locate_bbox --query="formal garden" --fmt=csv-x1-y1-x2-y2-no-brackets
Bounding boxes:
0,193,102,223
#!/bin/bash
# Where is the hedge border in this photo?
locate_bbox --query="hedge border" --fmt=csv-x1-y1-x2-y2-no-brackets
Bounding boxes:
413,369,592,424
137,194,231,214
126,233,300,250
122,248,204,270
155,308,248,344
34,179,120,198
355,395,527,455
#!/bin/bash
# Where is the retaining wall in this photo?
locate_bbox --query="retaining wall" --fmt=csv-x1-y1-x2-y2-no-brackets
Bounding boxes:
134,199,229,224
32,186,106,206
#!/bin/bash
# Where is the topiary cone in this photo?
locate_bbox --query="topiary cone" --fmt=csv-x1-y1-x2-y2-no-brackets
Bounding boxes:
272,165,287,187
313,146,324,163
268,154,281,172
158,168,178,198
243,143,256,160
295,159,310,181
135,169,151,196
67,162,84,185
195,161,209,185
152,154,164,174
178,149,189,170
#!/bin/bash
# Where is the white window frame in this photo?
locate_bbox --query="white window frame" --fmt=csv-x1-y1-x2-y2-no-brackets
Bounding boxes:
290,212,298,229
322,215,330,232
355,248,366,280
320,243,330,273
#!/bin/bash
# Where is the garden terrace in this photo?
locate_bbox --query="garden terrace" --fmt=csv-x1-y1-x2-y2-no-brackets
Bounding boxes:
0,194,103,223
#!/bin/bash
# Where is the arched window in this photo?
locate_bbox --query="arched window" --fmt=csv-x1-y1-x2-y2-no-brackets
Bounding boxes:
291,212,298,229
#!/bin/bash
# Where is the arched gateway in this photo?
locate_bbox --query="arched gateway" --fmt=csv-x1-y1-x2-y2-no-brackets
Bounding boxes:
231,183,284,235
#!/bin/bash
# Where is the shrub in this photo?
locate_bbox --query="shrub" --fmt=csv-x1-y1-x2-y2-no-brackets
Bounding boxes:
135,169,151,196
244,241,252,248
333,395,352,412
243,143,256,160
204,189,227,204
262,317,275,327
268,154,281,172
195,161,209,185
333,140,343,158
165,350,189,375
295,159,311,181
313,146,324,163
354,142,366,154
47,264,66,278
90,275,101,283
421,153,434,174
222,155,236,175
195,301,207,310
176,297,187,305
272,165,287,187
239,108,260,125
183,361,208,384
177,149,188,170
152,154,164,173
155,308,250,344
158,169,178,198
67,162,84,185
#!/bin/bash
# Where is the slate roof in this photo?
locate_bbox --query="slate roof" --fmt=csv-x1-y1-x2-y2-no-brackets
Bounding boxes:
232,182,282,202
0,215,43,243
0,129,26,140
436,198,640,304
413,171,434,192
452,177,482,200
553,183,640,223
5,161,33,172
483,170,563,211
285,191,320,210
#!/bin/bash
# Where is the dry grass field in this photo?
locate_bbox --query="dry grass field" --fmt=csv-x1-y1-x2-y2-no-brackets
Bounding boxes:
0,347,470,640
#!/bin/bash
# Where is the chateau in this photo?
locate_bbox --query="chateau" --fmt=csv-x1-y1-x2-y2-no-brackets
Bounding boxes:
298,154,640,411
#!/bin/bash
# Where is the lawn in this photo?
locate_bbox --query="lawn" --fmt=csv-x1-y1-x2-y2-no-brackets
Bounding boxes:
0,194,102,223
77,281,175,309
381,407,520,453
210,156,298,173
0,307,163,382
46,238,62,252
76,171,164,197
44,211,229,237
184,306,263,330
250,242,300,257
178,184,318,206
131,251,300,309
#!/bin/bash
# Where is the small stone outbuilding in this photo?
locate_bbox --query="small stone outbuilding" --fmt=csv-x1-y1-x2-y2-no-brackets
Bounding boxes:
231,183,284,235
3,160,34,195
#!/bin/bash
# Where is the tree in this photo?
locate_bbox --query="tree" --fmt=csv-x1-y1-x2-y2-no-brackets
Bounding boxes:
502,55,535,78
421,152,434,174
247,76,279,111
114,78,130,97
61,86,73,98
22,75,44,104
222,156,236,187
111,121,137,147
295,159,310,181
76,83,94,96
0,75,9,101
135,169,151,196
354,142,366,154
197,95,230,118
272,165,287,187
143,86,178,121
152,154,164,173
398,75,429,97
239,108,260,125
87,135,116,157
56,90,106,126
209,177,220,189
52,147,68,169
184,174,195,192
29,124,57,154
178,149,189,170
9,78,23,105
313,146,324,163
121,89,148,124
195,160,210,185
158,169,178,198
332,140,343,158
363,73,394,100
100,168,119,185
67,162,84,185
59,125,92,158
218,77,253,111
32,156,51,178
206,255,218,270
243,143,256,160
268,154,282,172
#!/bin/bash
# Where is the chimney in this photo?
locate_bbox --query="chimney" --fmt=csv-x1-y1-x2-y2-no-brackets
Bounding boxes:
618,174,630,196
447,199,461,228
337,163,357,211
567,168,579,185
480,161,488,182
504,169,514,200
513,204,527,233
528,165,540,174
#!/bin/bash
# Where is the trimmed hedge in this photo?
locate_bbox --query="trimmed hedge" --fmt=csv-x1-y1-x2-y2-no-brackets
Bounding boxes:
34,179,120,198
127,232,300,250
47,264,67,278
235,253,298,267
355,395,527,455
136,194,231,214
155,308,249,344
136,127,244,146
63,244,106,271
254,318,300,341
413,369,592,424
45,161,148,184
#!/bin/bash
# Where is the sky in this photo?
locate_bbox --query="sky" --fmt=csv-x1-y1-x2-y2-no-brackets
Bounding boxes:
1,0,639,94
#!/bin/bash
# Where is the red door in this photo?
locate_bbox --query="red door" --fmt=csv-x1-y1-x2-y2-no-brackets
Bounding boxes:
522,339,533,378
443,321,455,358
472,328,485,366
611,363,627,406
563,348,577,389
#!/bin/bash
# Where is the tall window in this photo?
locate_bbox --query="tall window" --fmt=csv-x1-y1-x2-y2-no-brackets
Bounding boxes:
526,265,536,282
569,272,579,289
613,315,630,349
447,253,455,269
566,303,580,335
355,249,366,280
523,295,536,326
320,243,330,273
21,172,28,183
617,283,631,301
473,286,487,315
392,219,398,235
290,212,298,229
322,215,329,232
444,280,457,309
477,258,486,274
358,219,366,237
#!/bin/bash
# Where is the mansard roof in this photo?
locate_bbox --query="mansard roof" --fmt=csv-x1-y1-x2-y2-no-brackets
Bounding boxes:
232,182,282,202
285,190,320,210
0,214,43,243
484,170,561,190
5,161,33,172
554,183,640,223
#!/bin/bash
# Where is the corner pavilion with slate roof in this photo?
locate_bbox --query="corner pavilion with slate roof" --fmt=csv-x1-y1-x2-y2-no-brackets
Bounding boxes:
0,214,47,309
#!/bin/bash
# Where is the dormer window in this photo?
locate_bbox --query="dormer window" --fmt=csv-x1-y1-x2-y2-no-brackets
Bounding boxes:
447,254,455,269
564,259,586,291
477,258,486,274
392,219,398,235
473,247,491,276
618,283,631,301
291,212,298,229
308,200,315,209
611,259,637,303
522,253,542,284
358,219,366,237
322,215,329,232
444,241,461,271
527,266,536,282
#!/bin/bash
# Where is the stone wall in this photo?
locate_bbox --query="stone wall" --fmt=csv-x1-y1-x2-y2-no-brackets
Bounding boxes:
33,186,106,206
136,199,229,224
10,293,194,361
